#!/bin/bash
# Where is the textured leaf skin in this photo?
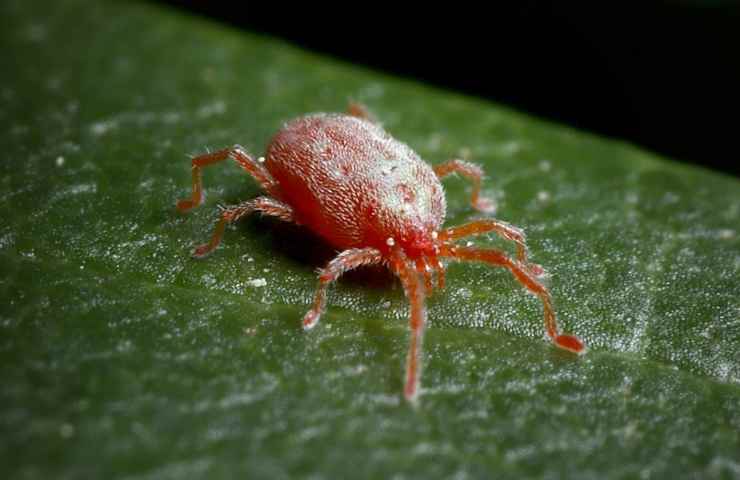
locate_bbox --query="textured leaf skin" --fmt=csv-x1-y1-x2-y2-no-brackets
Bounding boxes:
1,1,739,479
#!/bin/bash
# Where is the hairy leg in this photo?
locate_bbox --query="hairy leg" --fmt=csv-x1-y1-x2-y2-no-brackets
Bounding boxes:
432,257,446,290
439,219,539,272
440,245,584,353
415,258,434,295
346,101,378,124
391,251,428,405
434,159,495,213
302,248,383,330
191,196,294,258
177,145,280,212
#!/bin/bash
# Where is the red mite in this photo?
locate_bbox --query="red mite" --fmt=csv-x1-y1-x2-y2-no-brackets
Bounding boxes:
177,105,585,404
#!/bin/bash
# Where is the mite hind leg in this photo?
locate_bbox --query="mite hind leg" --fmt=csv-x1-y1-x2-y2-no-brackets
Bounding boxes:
177,145,280,212
191,196,295,258
302,248,383,329
440,245,584,354
434,159,495,213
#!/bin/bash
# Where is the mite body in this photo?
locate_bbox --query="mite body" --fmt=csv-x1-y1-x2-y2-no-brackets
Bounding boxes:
177,107,584,403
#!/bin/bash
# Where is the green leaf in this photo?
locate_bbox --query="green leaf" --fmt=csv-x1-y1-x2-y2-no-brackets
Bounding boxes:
2,1,739,478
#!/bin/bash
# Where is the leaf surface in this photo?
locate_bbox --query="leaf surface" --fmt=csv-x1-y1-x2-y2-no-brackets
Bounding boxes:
1,1,739,478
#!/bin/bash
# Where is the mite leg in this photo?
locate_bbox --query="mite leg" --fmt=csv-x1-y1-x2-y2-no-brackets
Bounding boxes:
432,257,446,290
191,196,294,258
415,258,435,295
177,145,280,212
434,159,495,213
391,253,427,405
440,245,584,354
302,248,383,330
346,101,378,124
439,219,539,272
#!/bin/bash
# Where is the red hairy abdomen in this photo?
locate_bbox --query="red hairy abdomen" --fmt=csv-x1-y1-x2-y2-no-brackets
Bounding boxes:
264,114,445,252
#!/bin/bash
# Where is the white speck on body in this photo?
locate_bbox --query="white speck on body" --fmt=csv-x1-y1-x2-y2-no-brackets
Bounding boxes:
55,156,65,167
386,237,395,246
537,190,551,202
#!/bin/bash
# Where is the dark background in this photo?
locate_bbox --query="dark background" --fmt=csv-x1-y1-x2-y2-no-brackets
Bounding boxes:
159,1,740,177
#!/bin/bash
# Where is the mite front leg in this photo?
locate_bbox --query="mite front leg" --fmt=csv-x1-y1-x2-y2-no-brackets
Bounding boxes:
439,219,538,271
177,145,280,212
415,258,435,295
230,145,281,198
434,159,495,213
432,257,446,290
392,252,427,405
302,248,383,329
191,196,295,258
440,245,584,354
